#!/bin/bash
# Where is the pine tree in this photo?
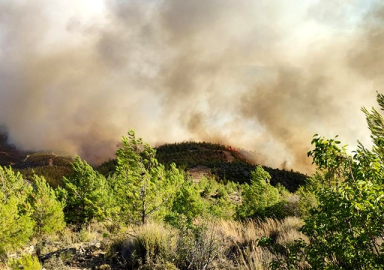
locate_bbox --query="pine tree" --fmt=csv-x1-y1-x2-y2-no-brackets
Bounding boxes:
29,175,65,237
59,156,110,225
112,130,184,225
0,167,34,252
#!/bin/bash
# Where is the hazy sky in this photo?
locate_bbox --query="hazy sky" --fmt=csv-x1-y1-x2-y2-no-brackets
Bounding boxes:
0,0,382,172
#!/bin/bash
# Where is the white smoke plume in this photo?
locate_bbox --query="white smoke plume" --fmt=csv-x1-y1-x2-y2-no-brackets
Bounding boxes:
0,0,382,172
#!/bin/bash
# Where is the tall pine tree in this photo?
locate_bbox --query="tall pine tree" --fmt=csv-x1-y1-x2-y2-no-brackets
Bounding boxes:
112,130,184,225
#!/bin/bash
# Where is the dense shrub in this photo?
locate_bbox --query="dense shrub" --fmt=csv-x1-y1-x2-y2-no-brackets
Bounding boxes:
267,94,384,269
237,166,282,220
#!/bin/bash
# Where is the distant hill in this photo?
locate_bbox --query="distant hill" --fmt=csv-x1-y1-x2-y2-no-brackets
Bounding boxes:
0,132,30,166
0,130,308,191
155,142,308,192
0,130,73,187
13,153,73,187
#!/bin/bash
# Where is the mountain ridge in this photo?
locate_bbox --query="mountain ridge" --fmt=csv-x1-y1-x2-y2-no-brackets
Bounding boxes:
0,132,307,191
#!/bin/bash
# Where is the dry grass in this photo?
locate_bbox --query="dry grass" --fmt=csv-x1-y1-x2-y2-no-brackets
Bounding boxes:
215,217,307,269
110,217,307,270
4,218,307,270
217,216,306,244
107,222,179,269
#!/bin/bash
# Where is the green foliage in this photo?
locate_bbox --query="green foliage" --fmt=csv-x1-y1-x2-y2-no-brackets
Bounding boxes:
0,198,34,253
59,156,110,225
302,179,384,269
237,166,281,219
165,176,238,227
258,237,307,270
295,187,318,219
8,254,41,270
295,172,324,218
29,175,65,237
18,165,73,188
304,131,384,269
112,130,185,225
273,93,384,269
0,167,34,252
156,142,227,168
96,159,117,177
165,180,206,227
362,92,384,161
96,141,308,192
196,176,236,219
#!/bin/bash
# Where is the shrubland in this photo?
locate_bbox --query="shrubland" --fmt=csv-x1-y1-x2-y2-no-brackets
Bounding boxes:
1,94,384,269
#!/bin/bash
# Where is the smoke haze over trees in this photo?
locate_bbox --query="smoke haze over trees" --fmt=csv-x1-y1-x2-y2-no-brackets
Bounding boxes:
0,0,383,172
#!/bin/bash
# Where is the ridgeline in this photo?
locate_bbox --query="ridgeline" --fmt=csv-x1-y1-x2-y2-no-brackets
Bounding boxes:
155,142,307,192
0,131,307,191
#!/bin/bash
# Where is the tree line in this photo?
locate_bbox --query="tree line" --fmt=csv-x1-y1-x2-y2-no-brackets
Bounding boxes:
1,94,384,269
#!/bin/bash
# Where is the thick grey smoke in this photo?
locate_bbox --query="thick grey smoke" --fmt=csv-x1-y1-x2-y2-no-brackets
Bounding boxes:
0,0,381,172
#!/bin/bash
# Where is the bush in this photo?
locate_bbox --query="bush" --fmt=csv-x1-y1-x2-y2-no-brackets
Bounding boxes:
110,223,177,270
42,256,69,270
8,255,41,270
236,166,281,219
165,179,207,228
175,224,223,270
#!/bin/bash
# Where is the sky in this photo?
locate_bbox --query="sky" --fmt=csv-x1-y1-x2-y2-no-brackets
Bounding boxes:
0,0,383,172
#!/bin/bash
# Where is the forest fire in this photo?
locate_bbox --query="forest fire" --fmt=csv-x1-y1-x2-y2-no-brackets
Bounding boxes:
226,145,239,152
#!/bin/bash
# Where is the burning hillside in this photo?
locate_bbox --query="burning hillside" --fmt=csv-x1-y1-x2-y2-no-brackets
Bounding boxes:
155,142,307,192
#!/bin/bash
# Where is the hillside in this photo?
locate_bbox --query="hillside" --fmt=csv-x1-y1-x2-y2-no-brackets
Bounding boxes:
155,142,308,192
0,132,30,166
0,131,307,191
13,153,73,187
0,131,73,187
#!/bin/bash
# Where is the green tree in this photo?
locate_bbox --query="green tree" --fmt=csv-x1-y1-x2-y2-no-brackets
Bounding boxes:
29,175,65,237
59,156,110,225
165,179,206,227
302,176,384,269
270,93,384,269
0,167,34,252
295,172,324,218
195,176,236,219
112,130,184,225
299,133,384,269
237,166,280,219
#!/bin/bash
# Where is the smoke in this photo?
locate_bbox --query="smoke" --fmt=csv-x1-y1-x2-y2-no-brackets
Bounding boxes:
0,0,381,172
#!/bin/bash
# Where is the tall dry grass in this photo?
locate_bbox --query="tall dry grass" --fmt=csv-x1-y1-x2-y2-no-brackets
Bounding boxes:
4,217,307,269
110,217,307,270
215,217,307,270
